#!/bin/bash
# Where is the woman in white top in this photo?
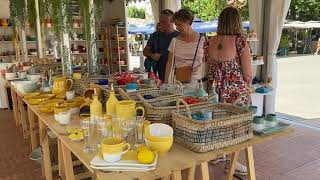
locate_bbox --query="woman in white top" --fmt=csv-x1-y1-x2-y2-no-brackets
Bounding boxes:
164,9,205,89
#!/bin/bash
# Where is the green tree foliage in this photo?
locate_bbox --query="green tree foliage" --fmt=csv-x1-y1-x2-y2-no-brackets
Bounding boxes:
182,0,249,21
287,0,320,21
128,6,146,19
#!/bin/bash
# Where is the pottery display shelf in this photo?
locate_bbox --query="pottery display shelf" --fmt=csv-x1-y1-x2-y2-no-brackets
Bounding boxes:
20,95,294,180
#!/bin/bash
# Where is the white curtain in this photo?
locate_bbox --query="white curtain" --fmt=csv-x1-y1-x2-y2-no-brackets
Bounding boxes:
248,0,263,55
265,0,291,114
163,0,181,12
0,76,9,109
150,0,160,23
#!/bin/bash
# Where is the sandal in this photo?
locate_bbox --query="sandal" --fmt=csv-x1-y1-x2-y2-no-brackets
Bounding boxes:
225,162,248,176
209,155,229,165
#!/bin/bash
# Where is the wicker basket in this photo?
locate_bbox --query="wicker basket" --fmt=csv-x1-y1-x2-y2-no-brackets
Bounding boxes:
137,90,179,102
172,98,253,153
139,95,209,125
117,86,158,102
74,75,109,95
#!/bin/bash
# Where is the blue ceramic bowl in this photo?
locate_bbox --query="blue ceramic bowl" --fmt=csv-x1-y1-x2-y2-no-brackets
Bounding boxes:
98,79,108,85
126,83,138,90
255,87,271,94
143,95,154,100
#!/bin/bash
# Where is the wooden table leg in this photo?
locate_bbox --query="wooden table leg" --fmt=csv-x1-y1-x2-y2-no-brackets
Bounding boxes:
58,139,66,180
18,97,29,139
200,162,210,180
39,120,53,180
245,146,256,180
161,175,171,180
227,151,240,180
61,142,75,180
187,166,196,180
10,89,18,126
28,106,37,151
172,170,182,180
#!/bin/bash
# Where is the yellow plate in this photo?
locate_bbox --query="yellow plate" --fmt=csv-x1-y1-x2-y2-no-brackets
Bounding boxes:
30,94,55,99
39,99,64,106
38,107,54,113
28,98,47,105
24,92,40,100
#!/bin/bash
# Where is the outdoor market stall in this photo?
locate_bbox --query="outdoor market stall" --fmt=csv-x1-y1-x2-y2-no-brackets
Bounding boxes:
0,0,297,179
5,74,293,180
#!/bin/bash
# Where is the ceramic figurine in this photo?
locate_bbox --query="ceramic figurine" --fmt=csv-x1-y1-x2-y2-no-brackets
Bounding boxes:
210,81,219,103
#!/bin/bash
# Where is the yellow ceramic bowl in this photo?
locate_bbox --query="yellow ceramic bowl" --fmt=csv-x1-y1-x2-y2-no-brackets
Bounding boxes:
27,93,55,105
145,137,173,154
54,105,69,115
144,123,173,142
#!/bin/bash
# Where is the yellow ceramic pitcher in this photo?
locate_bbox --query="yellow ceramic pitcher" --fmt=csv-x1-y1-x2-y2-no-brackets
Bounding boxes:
116,100,145,120
52,76,73,95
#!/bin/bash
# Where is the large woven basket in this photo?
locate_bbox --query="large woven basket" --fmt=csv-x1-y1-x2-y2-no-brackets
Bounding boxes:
139,95,209,125
172,98,253,153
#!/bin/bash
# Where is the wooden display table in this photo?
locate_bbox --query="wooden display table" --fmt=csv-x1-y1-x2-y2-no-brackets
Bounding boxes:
7,82,30,140
22,100,293,180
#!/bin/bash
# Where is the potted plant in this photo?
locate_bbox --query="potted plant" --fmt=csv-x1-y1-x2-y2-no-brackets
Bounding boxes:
277,35,290,56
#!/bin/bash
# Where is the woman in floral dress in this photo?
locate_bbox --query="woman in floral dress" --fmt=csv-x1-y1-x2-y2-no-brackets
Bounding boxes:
205,6,252,175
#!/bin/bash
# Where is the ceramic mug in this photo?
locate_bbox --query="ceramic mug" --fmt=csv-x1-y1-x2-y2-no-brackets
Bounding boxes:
116,100,145,120
101,137,130,162
52,76,73,95
249,105,258,114
253,116,264,130
265,114,277,127
66,90,75,100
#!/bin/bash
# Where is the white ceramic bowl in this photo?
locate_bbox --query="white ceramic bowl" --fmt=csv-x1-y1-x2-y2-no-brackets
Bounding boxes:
5,72,17,80
18,71,27,79
59,111,71,125
147,123,173,137
22,66,32,71
27,74,41,83
15,81,38,94
70,107,79,115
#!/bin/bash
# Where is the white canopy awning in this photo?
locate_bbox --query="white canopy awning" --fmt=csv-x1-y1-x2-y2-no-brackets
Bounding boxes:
283,20,320,29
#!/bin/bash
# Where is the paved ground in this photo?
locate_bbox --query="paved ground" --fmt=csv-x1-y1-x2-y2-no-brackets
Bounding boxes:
2,109,320,180
276,54,320,120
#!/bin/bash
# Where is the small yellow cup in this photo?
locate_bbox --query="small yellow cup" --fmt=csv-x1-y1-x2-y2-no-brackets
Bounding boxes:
101,137,130,154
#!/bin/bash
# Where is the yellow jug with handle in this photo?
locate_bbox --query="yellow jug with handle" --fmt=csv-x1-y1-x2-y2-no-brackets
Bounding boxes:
116,100,145,120
52,76,73,95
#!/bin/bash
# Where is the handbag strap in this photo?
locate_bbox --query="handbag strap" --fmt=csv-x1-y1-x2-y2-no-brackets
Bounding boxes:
191,35,202,69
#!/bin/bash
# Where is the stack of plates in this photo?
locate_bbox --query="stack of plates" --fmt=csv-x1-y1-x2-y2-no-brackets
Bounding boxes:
90,153,158,172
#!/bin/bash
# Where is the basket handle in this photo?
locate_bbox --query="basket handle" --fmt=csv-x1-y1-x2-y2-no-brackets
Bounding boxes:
136,93,147,103
176,98,192,119
118,88,131,100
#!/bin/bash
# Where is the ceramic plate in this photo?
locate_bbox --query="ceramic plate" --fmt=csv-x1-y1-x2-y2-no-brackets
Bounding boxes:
90,151,157,168
254,122,290,135
90,164,156,172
